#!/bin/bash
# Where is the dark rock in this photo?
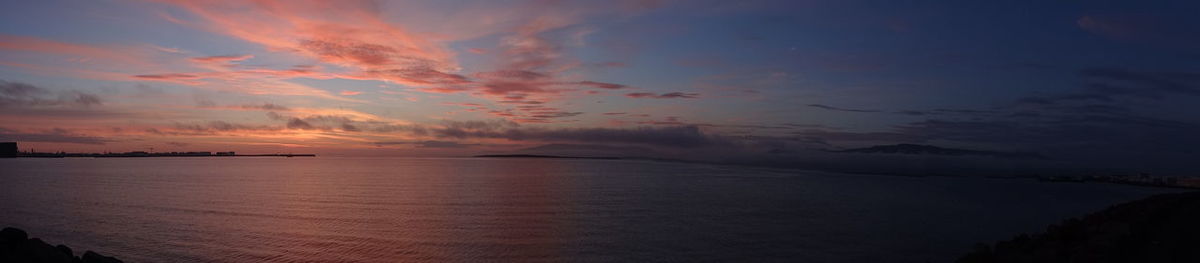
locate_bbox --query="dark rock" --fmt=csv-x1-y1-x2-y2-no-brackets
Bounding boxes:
54,245,72,257
0,226,122,263
1,227,29,243
957,191,1200,263
81,251,122,263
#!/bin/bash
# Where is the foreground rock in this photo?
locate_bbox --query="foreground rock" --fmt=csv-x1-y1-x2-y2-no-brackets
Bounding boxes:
0,227,122,263
958,191,1200,263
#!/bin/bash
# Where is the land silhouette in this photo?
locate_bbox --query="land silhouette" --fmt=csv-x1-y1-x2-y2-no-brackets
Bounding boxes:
2,142,314,158
958,191,1200,262
832,144,1046,159
0,227,122,263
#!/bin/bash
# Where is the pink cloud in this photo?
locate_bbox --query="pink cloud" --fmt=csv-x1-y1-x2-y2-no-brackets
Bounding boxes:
443,102,484,107
0,34,350,100
418,86,471,94
474,70,550,81
150,0,648,123
340,91,363,96
0,60,135,82
499,100,544,105
190,54,254,63
134,73,204,80
0,34,152,67
160,0,462,87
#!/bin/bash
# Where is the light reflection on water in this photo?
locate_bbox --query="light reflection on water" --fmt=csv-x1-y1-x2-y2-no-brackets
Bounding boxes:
0,157,1177,262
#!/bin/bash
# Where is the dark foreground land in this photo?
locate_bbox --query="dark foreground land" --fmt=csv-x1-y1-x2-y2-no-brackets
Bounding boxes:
958,191,1200,263
0,227,122,263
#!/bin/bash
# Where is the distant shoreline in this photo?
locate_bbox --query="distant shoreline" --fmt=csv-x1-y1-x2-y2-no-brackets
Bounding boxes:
473,154,621,160
14,153,315,158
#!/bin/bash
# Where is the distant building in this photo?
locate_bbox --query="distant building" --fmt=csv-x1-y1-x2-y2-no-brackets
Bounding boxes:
216,151,235,156
1,142,16,158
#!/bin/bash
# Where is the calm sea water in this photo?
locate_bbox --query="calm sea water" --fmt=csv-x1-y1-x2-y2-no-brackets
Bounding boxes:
0,157,1177,262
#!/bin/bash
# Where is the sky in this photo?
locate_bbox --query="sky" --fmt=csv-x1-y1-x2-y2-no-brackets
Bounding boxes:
2,0,1199,174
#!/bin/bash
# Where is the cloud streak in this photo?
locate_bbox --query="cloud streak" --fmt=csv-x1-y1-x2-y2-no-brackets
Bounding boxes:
0,80,102,108
625,92,699,99
0,127,109,145
161,0,464,88
806,104,880,113
427,121,719,148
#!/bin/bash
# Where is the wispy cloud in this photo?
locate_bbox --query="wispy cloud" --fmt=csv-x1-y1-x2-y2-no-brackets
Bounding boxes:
426,121,719,148
0,127,110,145
625,92,699,99
159,0,463,87
0,34,153,67
189,54,254,63
806,104,880,113
0,80,102,108
373,140,478,148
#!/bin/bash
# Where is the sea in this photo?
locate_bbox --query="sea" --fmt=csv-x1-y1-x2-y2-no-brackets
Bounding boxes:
0,157,1179,262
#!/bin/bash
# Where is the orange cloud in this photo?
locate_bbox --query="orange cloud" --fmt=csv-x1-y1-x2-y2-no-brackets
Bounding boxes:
190,54,254,63
148,0,647,124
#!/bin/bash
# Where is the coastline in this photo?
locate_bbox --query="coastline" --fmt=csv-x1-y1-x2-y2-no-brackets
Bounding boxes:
958,191,1200,262
0,227,122,263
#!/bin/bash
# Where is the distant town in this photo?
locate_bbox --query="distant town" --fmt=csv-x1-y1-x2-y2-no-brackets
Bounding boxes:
0,142,314,158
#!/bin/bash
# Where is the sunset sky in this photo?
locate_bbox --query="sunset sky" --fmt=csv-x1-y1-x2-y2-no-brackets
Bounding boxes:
2,1,1198,172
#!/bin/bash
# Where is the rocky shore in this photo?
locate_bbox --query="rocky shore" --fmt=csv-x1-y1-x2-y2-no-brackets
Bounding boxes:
958,191,1200,263
0,227,122,263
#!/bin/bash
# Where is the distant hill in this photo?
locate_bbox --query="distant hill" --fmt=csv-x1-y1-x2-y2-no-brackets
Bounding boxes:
833,144,1044,159
473,154,621,160
507,143,657,158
